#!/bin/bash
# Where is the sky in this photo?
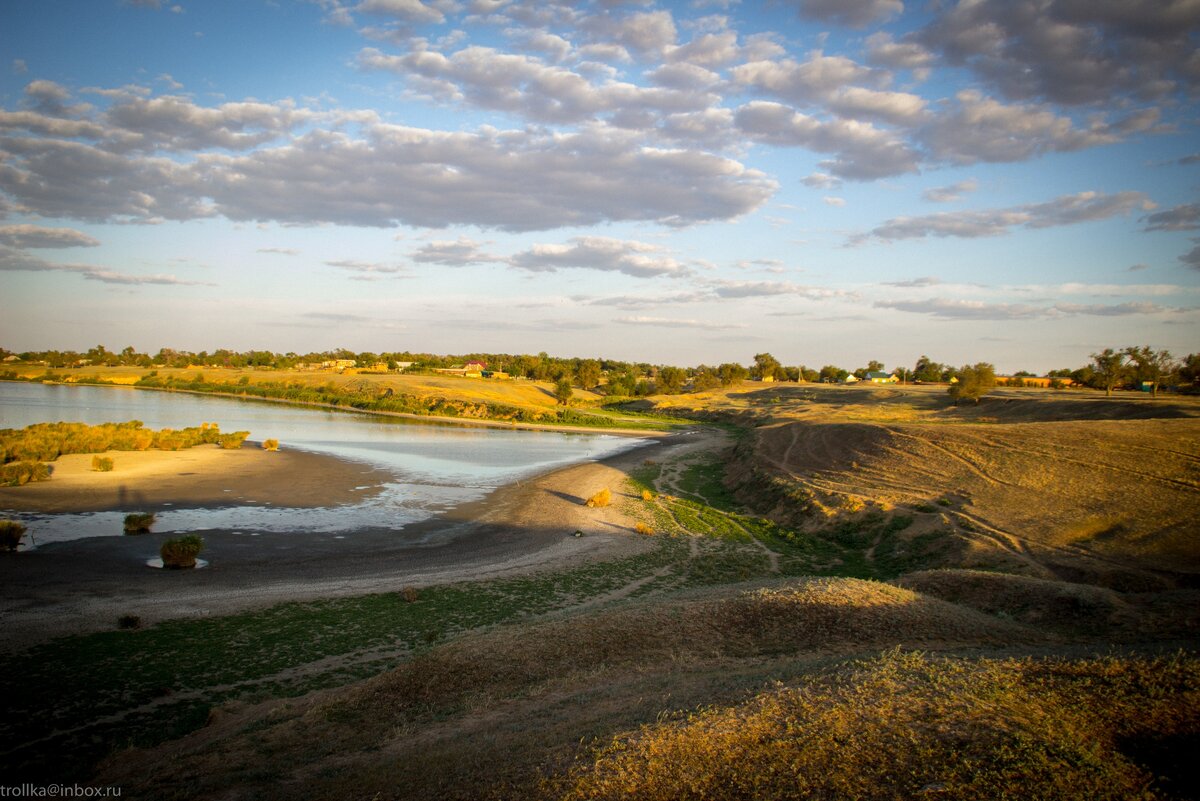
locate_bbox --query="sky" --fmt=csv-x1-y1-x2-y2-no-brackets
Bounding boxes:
0,0,1197,373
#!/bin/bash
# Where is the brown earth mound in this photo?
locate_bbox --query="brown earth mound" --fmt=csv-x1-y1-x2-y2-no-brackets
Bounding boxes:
738,417,1200,579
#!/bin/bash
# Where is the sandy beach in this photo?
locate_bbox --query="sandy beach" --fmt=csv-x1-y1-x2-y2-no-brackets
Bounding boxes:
0,445,393,514
0,431,713,651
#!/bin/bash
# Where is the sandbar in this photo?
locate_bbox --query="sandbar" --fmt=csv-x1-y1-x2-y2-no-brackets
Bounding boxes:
0,445,393,514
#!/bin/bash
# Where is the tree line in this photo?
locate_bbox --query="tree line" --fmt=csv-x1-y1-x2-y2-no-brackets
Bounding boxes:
3,344,1196,398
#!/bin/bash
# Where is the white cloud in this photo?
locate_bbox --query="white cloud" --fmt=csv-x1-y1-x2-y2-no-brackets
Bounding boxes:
410,237,497,265
509,237,688,277
875,296,1167,320
922,179,977,203
615,315,747,329
256,247,300,256
853,190,1152,243
0,224,100,249
822,196,845,206
355,0,445,24
0,244,208,285
735,100,919,179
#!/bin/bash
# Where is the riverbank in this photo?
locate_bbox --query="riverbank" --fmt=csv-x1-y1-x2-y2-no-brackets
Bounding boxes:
0,445,392,514
0,428,718,651
0,377,684,437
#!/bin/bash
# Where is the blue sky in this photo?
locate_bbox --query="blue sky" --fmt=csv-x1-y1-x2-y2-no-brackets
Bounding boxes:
0,0,1197,373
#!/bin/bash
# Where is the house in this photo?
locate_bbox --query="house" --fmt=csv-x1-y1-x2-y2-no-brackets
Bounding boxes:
394,361,415,372
482,370,510,379
759,374,775,382
866,371,898,384
841,374,860,384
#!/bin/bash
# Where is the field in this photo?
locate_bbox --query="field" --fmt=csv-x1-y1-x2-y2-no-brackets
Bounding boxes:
3,364,602,416
2,381,1198,799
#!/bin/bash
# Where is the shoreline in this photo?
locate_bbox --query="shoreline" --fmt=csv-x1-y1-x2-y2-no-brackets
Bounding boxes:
0,378,679,438
0,428,720,652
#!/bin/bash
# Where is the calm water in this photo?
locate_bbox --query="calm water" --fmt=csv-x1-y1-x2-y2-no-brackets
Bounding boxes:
0,382,646,543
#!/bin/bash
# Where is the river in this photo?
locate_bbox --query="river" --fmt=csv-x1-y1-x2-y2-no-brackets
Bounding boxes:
0,382,646,543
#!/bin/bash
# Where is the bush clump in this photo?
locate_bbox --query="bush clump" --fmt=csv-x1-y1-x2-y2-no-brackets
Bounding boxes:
117,614,141,630
400,586,420,603
218,432,249,450
123,513,155,535
635,522,654,536
161,534,204,569
92,455,114,472
641,489,654,501
0,461,52,487
262,438,280,451
0,520,27,551
586,488,612,508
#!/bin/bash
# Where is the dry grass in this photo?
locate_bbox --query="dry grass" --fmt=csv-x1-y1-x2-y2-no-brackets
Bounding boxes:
262,438,279,451
551,649,1200,801
97,578,1039,798
586,487,612,508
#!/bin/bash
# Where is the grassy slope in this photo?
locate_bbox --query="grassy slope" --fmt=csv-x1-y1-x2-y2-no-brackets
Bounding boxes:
4,381,1199,799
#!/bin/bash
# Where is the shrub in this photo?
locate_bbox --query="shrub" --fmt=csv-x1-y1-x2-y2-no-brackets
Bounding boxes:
161,534,204,569
117,615,141,630
400,586,420,603
635,522,654,536
0,520,27,551
0,461,52,487
218,432,250,449
92,455,114,472
262,438,280,451
641,489,654,501
586,488,612,508
123,512,155,534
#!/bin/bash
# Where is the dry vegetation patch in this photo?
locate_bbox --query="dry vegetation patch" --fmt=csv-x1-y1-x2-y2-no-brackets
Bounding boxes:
551,649,1200,801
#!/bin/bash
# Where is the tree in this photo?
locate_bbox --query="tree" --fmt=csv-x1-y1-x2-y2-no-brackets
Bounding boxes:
657,366,686,394
1180,353,1200,388
799,366,819,383
691,368,721,392
752,353,783,381
717,363,748,386
1091,348,1126,397
1123,346,1177,398
553,377,573,405
947,363,996,405
913,355,944,383
819,365,847,383
576,359,602,390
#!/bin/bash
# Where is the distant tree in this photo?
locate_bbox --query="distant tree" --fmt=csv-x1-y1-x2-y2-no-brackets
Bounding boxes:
691,368,721,392
752,353,783,381
948,363,996,405
1012,370,1035,378
913,355,944,383
717,363,748,386
819,365,848,383
855,359,885,379
553,377,574,405
605,371,637,396
893,366,911,383
1123,346,1177,398
576,359,602,390
1091,348,1126,397
1180,353,1200,388
657,366,686,394
799,366,819,382
782,366,800,382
